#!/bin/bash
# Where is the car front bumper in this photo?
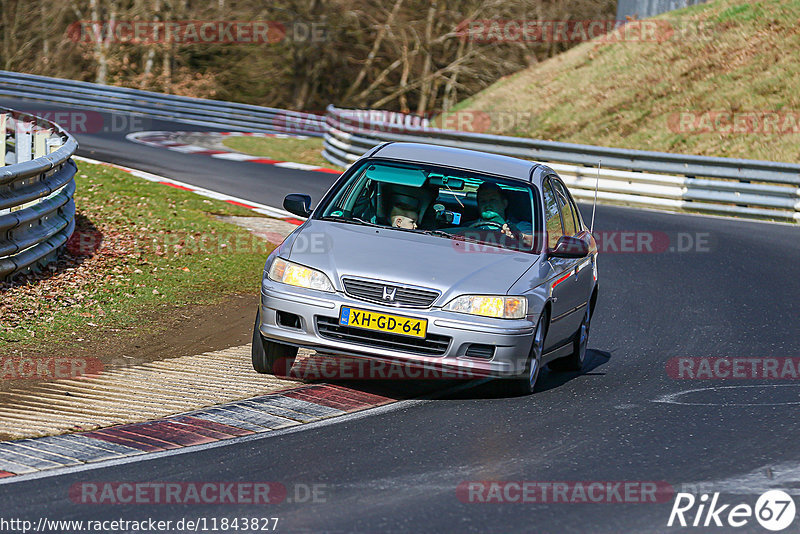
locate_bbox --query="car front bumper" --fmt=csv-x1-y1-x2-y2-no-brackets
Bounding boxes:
259,281,537,379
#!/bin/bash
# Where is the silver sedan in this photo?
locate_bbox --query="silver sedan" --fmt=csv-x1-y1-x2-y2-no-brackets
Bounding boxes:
252,142,598,395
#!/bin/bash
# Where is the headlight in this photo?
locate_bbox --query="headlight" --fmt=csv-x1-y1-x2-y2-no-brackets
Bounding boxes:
267,257,334,292
444,295,528,319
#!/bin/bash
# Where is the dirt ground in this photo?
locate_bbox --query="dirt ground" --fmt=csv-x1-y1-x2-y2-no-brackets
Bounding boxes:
1,215,300,396
0,292,260,393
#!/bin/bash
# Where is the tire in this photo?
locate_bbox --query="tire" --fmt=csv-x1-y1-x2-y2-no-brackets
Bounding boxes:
251,309,298,376
508,312,548,396
548,298,592,372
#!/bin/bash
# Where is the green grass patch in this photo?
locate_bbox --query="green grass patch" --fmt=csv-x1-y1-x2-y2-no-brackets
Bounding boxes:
222,136,343,170
716,3,765,23
0,161,272,350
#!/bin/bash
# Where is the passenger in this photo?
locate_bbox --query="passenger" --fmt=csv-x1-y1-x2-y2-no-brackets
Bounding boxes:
388,193,419,230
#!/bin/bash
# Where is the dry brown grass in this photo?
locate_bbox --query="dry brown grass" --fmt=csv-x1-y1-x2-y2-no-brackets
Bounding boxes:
455,0,800,163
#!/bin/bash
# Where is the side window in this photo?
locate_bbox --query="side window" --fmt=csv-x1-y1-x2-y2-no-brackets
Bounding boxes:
568,194,583,231
551,179,577,236
542,180,564,250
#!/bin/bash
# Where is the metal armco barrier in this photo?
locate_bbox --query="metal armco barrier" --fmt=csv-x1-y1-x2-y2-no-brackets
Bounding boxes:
323,106,800,223
0,71,326,136
616,0,708,21
1,108,77,280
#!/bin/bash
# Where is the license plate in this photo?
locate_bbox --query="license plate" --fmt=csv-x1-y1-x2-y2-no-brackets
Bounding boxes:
339,307,427,339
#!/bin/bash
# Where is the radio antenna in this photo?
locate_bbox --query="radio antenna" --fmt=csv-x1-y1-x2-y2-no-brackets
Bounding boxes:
590,160,600,234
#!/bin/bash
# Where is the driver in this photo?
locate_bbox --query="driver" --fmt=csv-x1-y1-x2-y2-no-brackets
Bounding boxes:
468,182,532,241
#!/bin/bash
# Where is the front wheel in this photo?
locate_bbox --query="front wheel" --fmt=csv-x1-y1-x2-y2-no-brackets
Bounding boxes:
251,310,298,376
508,312,548,396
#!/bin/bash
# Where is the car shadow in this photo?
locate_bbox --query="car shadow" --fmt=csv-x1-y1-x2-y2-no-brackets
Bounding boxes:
435,348,611,400
534,348,611,394
295,348,611,401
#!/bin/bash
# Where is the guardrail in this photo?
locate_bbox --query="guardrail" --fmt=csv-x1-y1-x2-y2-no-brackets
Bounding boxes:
1,108,77,281
323,105,800,223
2,73,797,223
0,71,326,137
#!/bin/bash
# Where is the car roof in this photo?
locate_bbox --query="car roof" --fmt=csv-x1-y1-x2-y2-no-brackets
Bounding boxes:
371,142,541,183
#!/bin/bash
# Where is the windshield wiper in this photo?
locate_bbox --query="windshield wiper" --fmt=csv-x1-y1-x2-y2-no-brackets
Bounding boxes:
320,215,380,227
422,229,521,250
421,229,487,244
421,229,461,239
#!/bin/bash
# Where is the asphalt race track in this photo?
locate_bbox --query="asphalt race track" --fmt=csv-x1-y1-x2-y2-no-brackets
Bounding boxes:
0,98,339,208
2,97,800,532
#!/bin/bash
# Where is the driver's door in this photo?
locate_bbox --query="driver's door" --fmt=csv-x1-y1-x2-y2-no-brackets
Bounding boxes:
550,177,592,337
542,178,574,350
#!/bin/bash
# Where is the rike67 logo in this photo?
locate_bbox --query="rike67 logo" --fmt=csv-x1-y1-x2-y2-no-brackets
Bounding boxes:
668,490,796,531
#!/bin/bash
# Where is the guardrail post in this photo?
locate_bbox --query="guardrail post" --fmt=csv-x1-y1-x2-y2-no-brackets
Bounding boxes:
15,118,32,163
1,107,78,281
34,128,49,158
46,135,64,153
0,113,6,167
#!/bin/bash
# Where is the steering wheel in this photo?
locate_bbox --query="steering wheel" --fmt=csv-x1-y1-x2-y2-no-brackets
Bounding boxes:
470,220,506,231
469,220,524,241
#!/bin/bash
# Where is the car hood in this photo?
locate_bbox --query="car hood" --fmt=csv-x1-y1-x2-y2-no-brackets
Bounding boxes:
285,220,539,303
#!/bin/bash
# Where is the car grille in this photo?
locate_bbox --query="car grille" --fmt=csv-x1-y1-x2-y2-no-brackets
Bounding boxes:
316,316,451,356
342,277,440,308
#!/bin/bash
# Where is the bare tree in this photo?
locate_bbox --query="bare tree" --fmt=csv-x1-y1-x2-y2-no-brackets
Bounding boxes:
0,0,616,111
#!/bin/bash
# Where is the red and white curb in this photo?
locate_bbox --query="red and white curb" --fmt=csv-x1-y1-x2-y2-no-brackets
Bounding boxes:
0,384,394,479
0,158,395,479
73,155,306,226
126,131,341,174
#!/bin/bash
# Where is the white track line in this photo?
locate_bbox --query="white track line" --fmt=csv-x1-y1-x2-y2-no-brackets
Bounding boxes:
73,155,299,220
0,399,422,486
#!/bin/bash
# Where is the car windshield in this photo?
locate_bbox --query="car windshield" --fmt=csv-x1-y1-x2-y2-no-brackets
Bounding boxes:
317,160,540,252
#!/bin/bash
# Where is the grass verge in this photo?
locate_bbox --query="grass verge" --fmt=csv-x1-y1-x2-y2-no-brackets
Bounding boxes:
454,0,800,163
0,161,272,353
222,135,344,170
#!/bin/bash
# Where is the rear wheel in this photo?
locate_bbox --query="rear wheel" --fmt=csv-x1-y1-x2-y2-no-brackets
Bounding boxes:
251,310,298,376
549,299,592,372
508,312,547,396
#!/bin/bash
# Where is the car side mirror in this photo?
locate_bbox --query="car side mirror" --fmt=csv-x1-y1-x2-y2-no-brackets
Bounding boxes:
283,194,312,218
549,235,589,258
